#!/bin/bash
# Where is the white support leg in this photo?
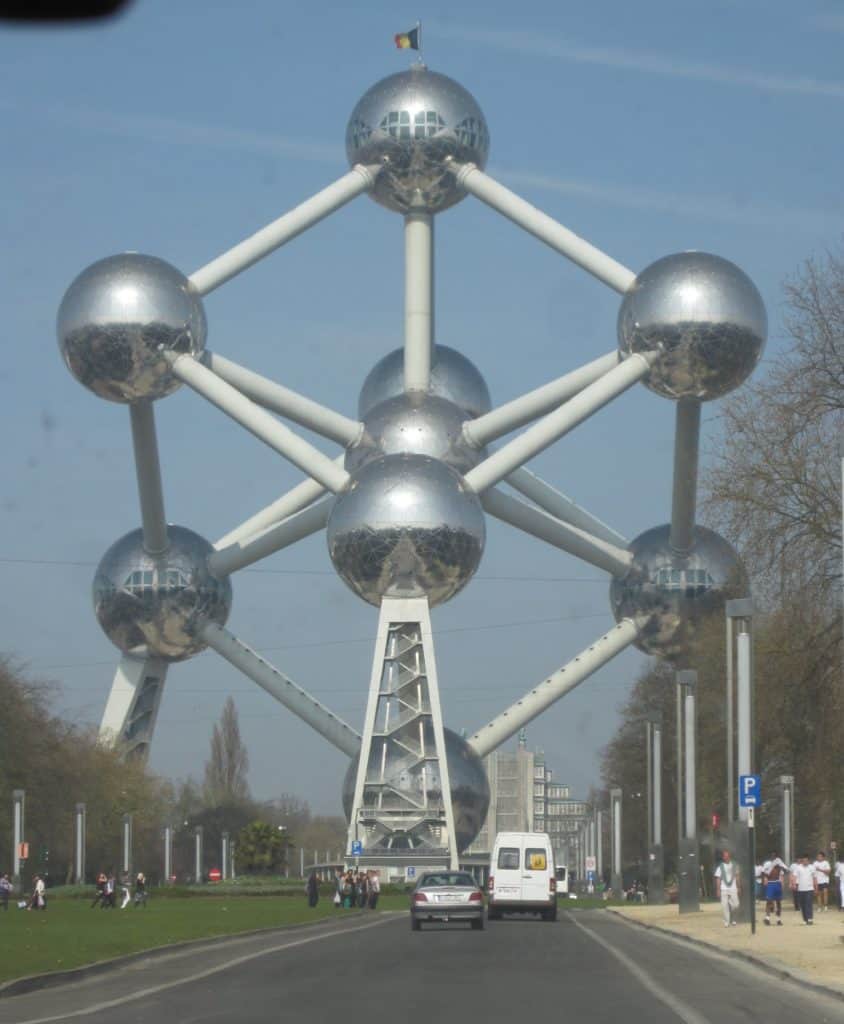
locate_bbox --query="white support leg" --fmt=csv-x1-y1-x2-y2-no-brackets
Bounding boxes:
199,351,362,447
468,618,640,758
189,165,380,295
200,623,361,757
99,654,169,762
209,497,332,576
669,398,702,557
168,354,350,493
464,353,656,495
506,466,627,547
348,598,459,869
129,401,168,556
454,163,636,294
481,488,632,577
404,212,434,393
463,351,620,447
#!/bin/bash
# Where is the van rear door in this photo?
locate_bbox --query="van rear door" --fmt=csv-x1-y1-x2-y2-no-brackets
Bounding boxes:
494,841,523,901
522,842,550,904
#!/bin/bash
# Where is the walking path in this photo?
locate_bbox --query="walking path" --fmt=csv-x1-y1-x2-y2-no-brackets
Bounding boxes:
610,901,844,996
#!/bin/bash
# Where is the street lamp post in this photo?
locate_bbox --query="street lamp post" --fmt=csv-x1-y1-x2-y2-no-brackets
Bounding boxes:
646,713,665,904
610,788,622,896
726,598,755,927
676,670,700,913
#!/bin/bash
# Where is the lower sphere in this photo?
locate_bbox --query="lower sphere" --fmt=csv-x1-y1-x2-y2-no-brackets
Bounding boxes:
609,523,745,660
342,726,490,853
93,525,232,662
327,453,486,608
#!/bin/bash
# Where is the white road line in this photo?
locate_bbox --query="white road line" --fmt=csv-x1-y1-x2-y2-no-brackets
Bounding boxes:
566,912,712,1024
12,915,399,1024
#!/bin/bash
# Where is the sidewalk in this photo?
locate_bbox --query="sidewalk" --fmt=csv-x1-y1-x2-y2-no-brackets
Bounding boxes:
609,901,844,996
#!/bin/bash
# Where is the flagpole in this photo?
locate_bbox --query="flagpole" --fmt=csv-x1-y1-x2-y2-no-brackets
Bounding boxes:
417,20,423,63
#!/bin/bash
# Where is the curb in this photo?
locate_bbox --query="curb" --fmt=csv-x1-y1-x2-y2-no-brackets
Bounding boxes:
0,910,369,999
607,909,844,1005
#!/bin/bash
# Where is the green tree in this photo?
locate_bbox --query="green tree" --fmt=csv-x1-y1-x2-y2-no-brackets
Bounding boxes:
203,697,250,806
235,820,289,874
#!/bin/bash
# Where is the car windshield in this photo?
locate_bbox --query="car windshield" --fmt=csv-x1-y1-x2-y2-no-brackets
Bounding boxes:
419,873,476,888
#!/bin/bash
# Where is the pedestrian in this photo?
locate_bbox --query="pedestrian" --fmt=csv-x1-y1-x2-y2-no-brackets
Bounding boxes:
29,874,46,911
134,872,147,907
91,871,107,909
342,871,354,909
762,852,787,926
367,870,380,910
0,873,11,911
357,870,368,908
119,872,131,910
793,854,817,925
104,872,116,909
812,851,831,912
714,850,740,927
333,868,343,909
788,859,800,912
834,854,844,912
306,870,319,908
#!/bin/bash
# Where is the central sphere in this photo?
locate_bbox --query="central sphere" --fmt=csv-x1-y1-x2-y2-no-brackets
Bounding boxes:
327,453,485,607
342,726,490,853
93,525,232,662
346,65,489,213
609,523,745,660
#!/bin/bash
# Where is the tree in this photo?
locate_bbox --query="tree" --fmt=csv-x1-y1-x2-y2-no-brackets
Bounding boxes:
203,697,250,806
235,820,288,874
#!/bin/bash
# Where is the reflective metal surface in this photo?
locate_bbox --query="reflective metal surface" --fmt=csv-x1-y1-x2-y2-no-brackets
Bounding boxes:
93,525,232,661
609,523,746,660
327,453,486,607
58,253,207,403
346,65,489,213
358,344,491,421
342,725,490,853
346,392,485,475
617,252,766,401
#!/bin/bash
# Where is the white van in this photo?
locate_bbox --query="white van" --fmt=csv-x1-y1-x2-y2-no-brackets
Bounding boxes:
488,832,557,920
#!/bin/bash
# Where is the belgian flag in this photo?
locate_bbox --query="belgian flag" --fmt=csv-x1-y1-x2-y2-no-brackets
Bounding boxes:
395,26,420,50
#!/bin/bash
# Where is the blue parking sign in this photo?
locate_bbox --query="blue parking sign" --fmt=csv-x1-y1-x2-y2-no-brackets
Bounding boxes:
739,774,761,807
351,840,362,856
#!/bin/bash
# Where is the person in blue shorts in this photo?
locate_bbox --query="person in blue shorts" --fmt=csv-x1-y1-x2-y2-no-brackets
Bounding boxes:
762,851,787,926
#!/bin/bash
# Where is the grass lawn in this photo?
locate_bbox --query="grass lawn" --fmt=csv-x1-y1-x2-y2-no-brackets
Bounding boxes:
0,895,403,984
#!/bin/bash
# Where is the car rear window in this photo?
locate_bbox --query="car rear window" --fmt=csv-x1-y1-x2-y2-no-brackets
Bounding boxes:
420,873,476,887
497,847,520,869
526,849,547,870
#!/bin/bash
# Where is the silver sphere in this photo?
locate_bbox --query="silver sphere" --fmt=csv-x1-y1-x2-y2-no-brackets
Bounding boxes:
346,65,489,213
346,392,485,476
327,454,485,608
58,253,207,403
93,525,232,662
618,252,767,401
342,725,490,853
610,524,746,660
358,344,491,421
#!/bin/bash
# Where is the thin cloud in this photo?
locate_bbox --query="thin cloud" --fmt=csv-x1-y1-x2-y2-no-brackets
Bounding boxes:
431,25,844,100
807,12,844,32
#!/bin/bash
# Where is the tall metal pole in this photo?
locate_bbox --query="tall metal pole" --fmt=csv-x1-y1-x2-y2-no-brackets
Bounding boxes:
74,803,86,885
727,598,754,929
596,808,604,882
780,776,794,866
222,831,229,882
163,825,173,884
12,790,24,887
121,813,133,877
610,788,622,895
676,670,700,913
726,616,734,822
676,683,683,851
652,719,663,847
194,825,203,883
646,720,653,847
684,687,696,840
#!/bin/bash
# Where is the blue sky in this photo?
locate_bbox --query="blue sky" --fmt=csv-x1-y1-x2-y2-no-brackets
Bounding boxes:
1,0,841,813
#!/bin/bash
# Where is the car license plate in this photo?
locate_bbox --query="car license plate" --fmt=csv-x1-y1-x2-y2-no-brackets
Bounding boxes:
498,886,518,896
438,894,461,903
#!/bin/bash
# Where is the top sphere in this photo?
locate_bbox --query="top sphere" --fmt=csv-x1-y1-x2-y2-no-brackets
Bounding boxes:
358,344,491,421
58,253,207,403
346,66,489,213
618,252,766,401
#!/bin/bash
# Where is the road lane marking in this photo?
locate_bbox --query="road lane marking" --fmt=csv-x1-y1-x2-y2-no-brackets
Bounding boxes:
9,915,400,1024
565,912,712,1024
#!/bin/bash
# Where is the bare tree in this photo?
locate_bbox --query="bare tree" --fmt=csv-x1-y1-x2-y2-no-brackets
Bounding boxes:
203,697,250,806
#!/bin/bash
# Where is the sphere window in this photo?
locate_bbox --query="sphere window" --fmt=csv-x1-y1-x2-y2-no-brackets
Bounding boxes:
380,110,445,141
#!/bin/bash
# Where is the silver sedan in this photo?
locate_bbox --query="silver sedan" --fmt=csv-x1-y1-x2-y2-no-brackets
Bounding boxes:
410,871,485,931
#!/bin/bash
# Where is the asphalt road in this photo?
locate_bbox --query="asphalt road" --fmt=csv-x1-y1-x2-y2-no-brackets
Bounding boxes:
4,910,844,1024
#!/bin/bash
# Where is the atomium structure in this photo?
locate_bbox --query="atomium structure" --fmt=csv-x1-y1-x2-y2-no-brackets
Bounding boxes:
58,63,765,870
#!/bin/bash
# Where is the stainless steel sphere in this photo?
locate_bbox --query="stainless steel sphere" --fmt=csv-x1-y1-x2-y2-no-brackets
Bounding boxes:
345,392,485,475
346,65,489,213
358,344,491,421
93,525,232,662
610,524,746,660
327,453,486,608
618,252,767,401
58,253,207,403
342,725,490,853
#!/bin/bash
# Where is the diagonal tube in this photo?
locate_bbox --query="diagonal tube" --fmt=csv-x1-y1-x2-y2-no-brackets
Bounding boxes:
467,618,640,758
464,352,656,494
200,351,362,447
201,623,361,758
454,163,636,294
506,466,627,547
168,353,350,494
669,398,702,557
482,488,632,577
189,165,380,296
129,401,169,556
463,351,620,447
209,497,332,576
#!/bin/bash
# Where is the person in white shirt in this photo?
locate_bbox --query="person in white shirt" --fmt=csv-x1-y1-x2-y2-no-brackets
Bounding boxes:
714,850,740,927
813,851,831,911
834,857,844,912
788,861,800,912
793,855,817,924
